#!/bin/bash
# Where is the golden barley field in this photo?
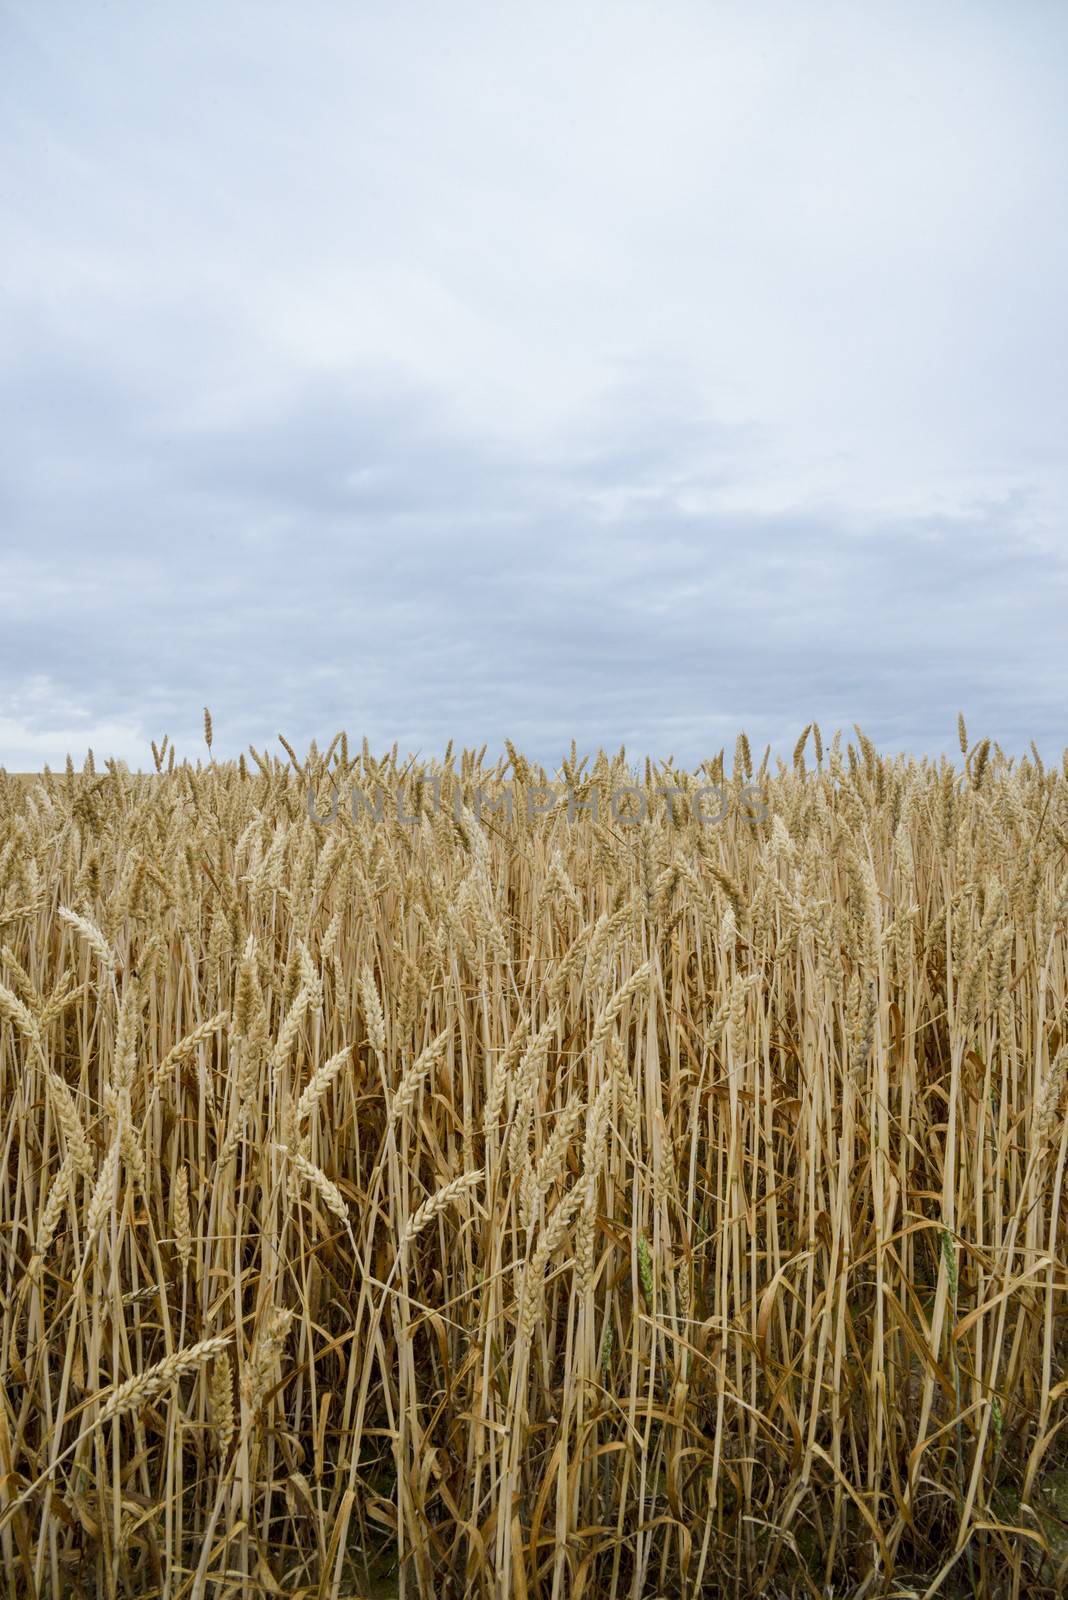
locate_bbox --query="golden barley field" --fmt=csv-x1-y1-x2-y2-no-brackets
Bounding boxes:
1,723,1067,1599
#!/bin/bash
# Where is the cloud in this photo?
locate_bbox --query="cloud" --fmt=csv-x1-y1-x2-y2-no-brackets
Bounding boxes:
2,1,1066,767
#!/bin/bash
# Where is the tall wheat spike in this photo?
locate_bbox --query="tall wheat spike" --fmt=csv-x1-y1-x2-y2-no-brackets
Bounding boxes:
0,729,1066,1599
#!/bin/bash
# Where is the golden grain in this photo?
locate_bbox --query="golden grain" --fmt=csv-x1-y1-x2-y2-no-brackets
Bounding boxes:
3,731,1067,1598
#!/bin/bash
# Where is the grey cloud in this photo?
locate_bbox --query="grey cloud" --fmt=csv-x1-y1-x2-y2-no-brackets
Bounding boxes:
1,0,1066,770
3,347,1064,766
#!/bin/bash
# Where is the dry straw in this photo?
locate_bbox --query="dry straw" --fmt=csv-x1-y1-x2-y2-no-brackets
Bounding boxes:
3,726,1068,1600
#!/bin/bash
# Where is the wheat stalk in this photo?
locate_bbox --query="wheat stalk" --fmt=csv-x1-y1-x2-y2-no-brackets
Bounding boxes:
57,905,116,974
403,1168,484,1246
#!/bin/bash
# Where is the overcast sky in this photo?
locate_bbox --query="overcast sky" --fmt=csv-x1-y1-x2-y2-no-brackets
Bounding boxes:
2,0,1066,770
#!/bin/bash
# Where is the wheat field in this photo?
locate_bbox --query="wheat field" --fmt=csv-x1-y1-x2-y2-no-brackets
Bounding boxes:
1,723,1067,1598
